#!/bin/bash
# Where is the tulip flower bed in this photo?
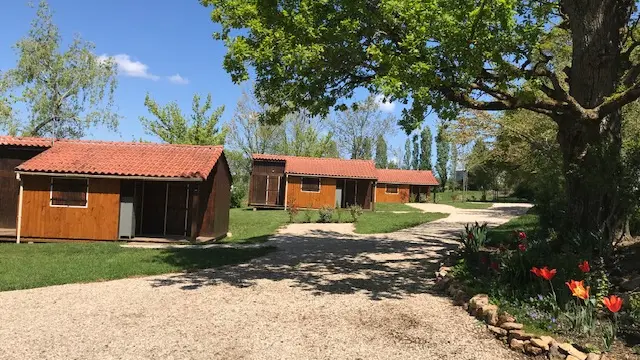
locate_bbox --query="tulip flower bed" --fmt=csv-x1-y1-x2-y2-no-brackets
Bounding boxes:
441,222,640,357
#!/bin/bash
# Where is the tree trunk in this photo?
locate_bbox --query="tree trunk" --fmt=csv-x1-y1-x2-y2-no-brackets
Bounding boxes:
556,0,630,241
556,112,623,240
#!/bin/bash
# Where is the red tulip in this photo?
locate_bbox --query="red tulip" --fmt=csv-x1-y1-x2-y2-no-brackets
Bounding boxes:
490,262,499,270
467,232,474,240
578,260,590,273
566,280,590,300
480,256,488,264
539,267,557,281
518,243,527,252
530,267,541,277
602,295,623,313
531,266,556,281
518,231,527,240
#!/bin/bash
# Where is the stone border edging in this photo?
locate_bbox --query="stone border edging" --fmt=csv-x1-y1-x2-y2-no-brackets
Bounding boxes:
435,267,607,360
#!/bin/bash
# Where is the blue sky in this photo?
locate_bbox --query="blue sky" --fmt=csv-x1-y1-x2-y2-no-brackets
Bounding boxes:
0,0,439,160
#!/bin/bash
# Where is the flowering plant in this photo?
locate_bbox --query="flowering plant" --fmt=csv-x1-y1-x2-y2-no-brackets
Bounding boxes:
566,280,590,300
578,260,590,273
531,266,557,281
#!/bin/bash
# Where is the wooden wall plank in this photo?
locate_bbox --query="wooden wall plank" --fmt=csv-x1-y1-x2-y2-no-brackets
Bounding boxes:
287,176,336,209
198,154,231,239
20,175,120,240
212,154,231,239
376,183,410,203
0,148,46,228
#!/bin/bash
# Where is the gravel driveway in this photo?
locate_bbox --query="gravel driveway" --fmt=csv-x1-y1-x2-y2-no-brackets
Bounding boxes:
0,204,530,360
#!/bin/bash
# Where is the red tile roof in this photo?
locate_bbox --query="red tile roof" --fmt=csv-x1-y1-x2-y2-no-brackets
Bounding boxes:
376,169,440,186
0,136,53,148
17,140,224,180
252,154,377,179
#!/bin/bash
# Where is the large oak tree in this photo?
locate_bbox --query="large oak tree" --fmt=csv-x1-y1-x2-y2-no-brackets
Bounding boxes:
202,0,640,239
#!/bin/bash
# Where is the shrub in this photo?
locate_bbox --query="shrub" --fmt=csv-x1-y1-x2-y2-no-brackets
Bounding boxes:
336,209,343,223
286,200,299,223
230,184,247,208
409,193,417,203
512,183,536,201
458,222,488,255
349,205,363,222
318,206,334,223
419,193,428,203
302,211,312,223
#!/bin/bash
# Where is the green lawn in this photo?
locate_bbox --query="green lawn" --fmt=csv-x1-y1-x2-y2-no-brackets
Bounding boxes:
374,202,422,212
0,242,275,292
354,211,448,234
434,190,494,209
223,208,290,243
486,208,540,246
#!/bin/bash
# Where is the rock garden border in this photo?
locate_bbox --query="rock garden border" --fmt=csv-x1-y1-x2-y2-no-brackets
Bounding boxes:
435,267,608,360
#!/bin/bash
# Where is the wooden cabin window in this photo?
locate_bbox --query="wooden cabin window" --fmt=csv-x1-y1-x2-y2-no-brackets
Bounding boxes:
301,177,320,192
385,184,399,194
51,178,88,207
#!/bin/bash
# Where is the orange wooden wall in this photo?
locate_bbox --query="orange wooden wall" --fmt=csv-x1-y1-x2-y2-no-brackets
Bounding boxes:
20,175,120,240
287,176,336,209
375,183,410,203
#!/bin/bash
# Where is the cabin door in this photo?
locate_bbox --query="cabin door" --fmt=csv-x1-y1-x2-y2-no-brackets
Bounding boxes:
139,181,189,237
140,182,166,236
344,180,357,207
335,181,343,208
165,183,189,236
266,175,280,206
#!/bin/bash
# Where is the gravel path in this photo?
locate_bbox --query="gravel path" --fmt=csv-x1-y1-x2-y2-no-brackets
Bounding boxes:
0,204,530,360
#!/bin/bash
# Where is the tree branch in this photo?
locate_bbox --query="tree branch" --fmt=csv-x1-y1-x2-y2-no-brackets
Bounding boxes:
595,82,640,118
30,116,56,136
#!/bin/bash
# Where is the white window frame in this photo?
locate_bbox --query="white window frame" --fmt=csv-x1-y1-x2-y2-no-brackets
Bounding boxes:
50,177,89,208
385,184,399,194
300,177,321,193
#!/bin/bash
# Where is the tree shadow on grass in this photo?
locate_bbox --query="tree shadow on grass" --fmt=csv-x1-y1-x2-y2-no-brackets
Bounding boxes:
149,227,461,300
153,246,277,271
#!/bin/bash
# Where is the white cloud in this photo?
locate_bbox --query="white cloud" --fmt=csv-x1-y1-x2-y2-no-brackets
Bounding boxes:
98,54,159,80
167,74,189,85
374,94,396,112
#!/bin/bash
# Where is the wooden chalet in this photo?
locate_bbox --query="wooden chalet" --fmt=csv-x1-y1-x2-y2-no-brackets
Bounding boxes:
249,154,376,210
2,138,231,242
376,169,440,203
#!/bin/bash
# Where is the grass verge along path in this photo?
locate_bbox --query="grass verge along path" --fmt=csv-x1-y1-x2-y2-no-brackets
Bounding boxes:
439,201,493,209
486,209,540,246
355,212,448,234
224,208,289,243
375,203,422,212
0,242,275,292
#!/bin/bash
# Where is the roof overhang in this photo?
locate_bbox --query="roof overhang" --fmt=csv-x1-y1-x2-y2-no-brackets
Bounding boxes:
15,171,204,182
378,181,439,186
287,173,376,180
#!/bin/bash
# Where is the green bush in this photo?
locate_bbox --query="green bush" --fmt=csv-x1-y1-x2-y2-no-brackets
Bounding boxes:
286,200,299,223
230,184,247,208
349,205,363,222
318,206,334,223
409,193,417,203
302,211,312,223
